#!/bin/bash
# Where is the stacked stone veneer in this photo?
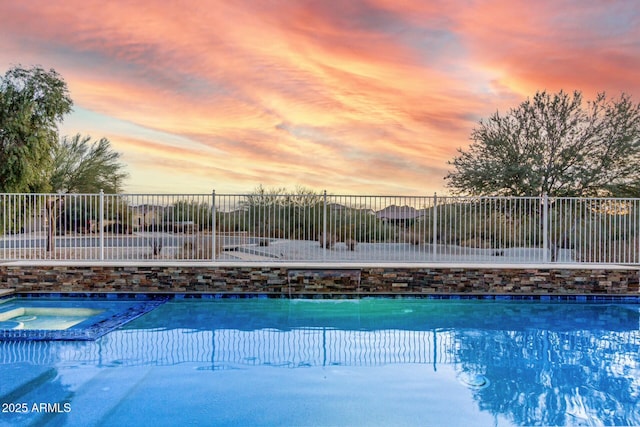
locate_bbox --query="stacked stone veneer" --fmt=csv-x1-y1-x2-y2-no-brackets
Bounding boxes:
0,265,638,295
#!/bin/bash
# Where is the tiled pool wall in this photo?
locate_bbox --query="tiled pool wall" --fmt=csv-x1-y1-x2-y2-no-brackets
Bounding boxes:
0,265,639,296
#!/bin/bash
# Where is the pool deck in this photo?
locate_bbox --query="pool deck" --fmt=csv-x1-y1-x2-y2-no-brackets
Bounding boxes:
0,289,14,297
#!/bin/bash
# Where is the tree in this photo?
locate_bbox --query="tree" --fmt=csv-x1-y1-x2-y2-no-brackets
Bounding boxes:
46,134,128,249
50,134,128,193
0,66,73,192
445,90,640,197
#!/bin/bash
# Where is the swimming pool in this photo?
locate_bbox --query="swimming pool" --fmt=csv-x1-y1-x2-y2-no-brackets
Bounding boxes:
0,296,638,426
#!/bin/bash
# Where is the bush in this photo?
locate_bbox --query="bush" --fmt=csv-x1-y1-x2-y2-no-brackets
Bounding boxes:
182,234,222,259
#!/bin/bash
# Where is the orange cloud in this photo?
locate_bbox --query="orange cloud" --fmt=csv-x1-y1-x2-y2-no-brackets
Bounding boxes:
455,0,640,98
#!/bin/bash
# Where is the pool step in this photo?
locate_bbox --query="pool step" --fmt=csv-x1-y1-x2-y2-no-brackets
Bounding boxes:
0,363,57,402
0,365,153,427
0,364,151,427
0,364,73,427
56,365,153,426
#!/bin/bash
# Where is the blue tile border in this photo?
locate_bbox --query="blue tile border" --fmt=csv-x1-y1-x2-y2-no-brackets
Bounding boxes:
173,293,273,300
10,292,169,301
167,292,640,303
416,294,640,302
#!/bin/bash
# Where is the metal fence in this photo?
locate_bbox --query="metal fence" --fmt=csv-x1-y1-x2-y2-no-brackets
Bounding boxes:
1,191,640,264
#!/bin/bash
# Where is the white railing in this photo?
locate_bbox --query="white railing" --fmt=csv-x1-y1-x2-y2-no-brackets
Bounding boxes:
1,191,639,264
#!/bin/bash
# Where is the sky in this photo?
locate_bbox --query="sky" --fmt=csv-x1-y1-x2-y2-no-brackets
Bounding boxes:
1,0,639,195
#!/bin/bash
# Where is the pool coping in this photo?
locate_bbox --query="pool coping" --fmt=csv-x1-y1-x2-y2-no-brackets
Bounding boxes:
0,260,640,270
2,260,640,269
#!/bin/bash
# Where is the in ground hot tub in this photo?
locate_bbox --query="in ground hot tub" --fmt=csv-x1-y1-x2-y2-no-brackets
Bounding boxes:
0,306,105,330
0,294,168,341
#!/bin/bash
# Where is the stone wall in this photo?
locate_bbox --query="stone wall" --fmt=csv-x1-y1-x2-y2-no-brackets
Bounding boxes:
1,265,638,296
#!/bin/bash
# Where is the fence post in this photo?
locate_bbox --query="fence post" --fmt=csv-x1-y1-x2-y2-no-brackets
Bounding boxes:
99,190,105,261
211,190,216,261
542,193,549,263
322,190,327,261
432,193,438,258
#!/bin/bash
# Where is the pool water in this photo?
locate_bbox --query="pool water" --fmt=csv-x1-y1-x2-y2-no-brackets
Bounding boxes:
0,298,639,426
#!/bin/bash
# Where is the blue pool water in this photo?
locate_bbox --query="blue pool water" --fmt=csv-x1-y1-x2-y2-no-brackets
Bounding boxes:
0,297,639,426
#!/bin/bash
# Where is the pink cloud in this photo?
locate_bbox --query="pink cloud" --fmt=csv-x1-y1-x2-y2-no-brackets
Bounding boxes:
455,0,640,98
0,0,637,195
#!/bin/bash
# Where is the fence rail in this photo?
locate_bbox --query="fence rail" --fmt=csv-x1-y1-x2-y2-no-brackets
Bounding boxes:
1,191,640,264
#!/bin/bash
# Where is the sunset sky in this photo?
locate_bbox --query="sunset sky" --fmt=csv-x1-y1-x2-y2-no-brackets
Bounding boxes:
1,1,639,195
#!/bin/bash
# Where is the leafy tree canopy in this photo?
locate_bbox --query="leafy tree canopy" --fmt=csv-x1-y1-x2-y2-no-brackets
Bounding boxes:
0,65,73,192
445,90,640,197
243,184,322,206
50,134,128,194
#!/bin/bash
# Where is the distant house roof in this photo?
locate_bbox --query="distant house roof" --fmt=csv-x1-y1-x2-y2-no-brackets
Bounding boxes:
375,205,424,221
327,203,375,215
328,203,347,210
130,204,166,213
